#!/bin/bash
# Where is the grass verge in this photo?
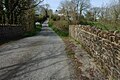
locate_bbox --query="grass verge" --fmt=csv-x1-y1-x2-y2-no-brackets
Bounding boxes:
23,24,42,37
0,24,42,45
82,21,120,31
48,22,83,79
48,22,69,37
63,37,89,79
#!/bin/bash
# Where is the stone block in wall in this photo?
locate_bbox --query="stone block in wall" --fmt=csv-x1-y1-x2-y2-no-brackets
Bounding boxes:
69,25,120,79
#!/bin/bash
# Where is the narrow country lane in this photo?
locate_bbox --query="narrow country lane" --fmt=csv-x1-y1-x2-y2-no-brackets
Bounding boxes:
0,21,73,80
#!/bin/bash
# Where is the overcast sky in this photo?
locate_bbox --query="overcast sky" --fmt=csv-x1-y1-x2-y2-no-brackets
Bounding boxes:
41,0,111,11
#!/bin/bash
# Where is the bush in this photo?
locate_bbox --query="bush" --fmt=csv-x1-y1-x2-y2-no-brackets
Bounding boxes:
53,20,69,32
35,15,47,24
24,24,42,37
49,19,54,27
49,19,69,37
35,24,42,31
51,14,60,21
52,26,69,37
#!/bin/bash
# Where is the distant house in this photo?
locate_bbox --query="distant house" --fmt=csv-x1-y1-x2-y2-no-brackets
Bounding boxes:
35,22,40,25
54,10,65,16
57,13,64,16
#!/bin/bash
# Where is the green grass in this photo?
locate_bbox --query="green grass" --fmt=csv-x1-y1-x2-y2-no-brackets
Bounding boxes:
35,24,42,31
48,22,69,37
0,24,42,45
86,22,109,31
84,21,120,31
23,31,37,37
24,24,42,37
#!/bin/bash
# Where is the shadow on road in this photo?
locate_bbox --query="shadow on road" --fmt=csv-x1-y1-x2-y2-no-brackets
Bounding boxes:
0,21,75,80
0,45,74,80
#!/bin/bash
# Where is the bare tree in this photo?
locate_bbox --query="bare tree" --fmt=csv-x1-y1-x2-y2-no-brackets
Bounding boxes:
58,0,76,22
91,7,101,21
0,0,44,24
71,0,90,18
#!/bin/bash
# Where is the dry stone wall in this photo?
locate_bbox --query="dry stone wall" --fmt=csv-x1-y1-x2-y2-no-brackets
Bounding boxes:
0,25,24,40
69,25,120,79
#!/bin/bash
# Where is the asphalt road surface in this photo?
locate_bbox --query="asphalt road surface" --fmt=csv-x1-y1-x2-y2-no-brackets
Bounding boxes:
0,21,73,80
